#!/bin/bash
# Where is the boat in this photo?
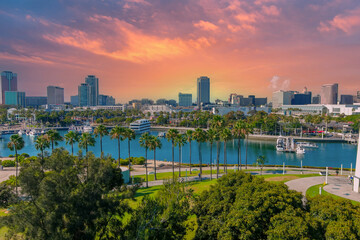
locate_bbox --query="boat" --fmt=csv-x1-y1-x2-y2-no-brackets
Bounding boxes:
296,146,305,154
157,132,166,137
28,129,41,137
130,119,151,134
276,136,296,153
18,129,25,135
296,142,318,148
83,125,93,133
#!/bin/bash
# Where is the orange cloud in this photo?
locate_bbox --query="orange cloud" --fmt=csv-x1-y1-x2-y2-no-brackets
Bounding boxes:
262,5,281,16
194,20,219,31
318,8,360,34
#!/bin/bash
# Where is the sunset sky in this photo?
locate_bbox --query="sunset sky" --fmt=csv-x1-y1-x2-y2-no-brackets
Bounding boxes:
1,0,360,103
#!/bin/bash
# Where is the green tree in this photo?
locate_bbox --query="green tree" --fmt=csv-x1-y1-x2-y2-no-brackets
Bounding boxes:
78,132,96,154
175,134,187,177
185,129,194,174
232,120,246,170
139,132,151,188
206,128,217,180
244,122,254,169
220,128,232,174
3,148,134,239
0,182,16,208
211,115,225,178
192,128,207,180
149,135,162,180
122,128,135,181
110,125,125,164
166,129,179,179
94,124,108,155
7,134,24,195
255,155,267,175
45,129,63,151
35,135,50,164
64,130,79,156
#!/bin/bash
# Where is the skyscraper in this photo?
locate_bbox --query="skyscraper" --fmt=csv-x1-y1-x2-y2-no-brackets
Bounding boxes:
272,90,294,108
1,71,18,104
47,86,64,105
78,83,90,107
320,83,338,104
85,75,99,106
178,93,192,107
5,91,25,107
197,76,210,106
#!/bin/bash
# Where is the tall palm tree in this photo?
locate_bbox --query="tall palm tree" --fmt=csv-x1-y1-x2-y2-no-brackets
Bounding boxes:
7,134,25,195
211,115,225,178
122,128,135,181
78,132,96,154
139,132,151,188
175,134,186,177
165,129,179,179
192,128,206,181
46,129,63,151
35,135,50,164
94,124,108,156
149,135,162,180
110,125,125,164
220,128,232,174
245,122,254,169
206,128,217,180
185,130,194,174
232,120,246,170
64,131,80,156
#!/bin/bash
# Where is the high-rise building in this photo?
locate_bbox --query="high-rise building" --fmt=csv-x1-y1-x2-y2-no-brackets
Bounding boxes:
70,95,79,106
291,92,312,105
85,75,99,106
1,71,18,104
26,96,47,108
197,76,210,106
272,90,294,108
5,91,25,107
312,94,321,104
178,93,192,107
99,94,115,106
340,95,354,104
320,83,338,104
47,86,64,105
78,83,90,107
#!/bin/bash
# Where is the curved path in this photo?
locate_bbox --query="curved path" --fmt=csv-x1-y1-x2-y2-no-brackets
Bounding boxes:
285,176,359,201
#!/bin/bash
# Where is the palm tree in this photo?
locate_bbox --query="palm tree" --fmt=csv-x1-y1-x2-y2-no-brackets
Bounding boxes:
206,128,217,180
175,134,186,177
7,134,25,195
185,130,194,174
64,131,80,156
256,155,267,175
139,132,151,188
211,115,225,178
192,128,206,181
35,135,50,164
94,124,108,156
78,132,96,154
110,125,125,164
220,128,232,174
232,120,246,170
122,128,135,181
165,129,179,179
245,122,254,169
46,129,63,151
149,135,162,180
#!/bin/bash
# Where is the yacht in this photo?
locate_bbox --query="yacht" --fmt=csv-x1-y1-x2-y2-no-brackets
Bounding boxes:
157,132,166,137
296,146,305,154
28,129,41,137
83,125,93,133
18,129,25,135
130,119,151,134
296,142,318,148
276,136,296,153
276,137,285,151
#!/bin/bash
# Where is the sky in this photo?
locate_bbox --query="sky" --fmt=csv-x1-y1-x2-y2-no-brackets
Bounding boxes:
0,0,360,103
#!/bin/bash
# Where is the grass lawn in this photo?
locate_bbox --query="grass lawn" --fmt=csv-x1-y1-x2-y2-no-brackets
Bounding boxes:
0,209,8,239
306,184,360,206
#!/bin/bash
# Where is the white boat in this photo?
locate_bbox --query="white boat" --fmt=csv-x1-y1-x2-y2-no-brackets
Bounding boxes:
157,132,166,137
276,136,296,153
83,125,93,133
276,137,285,151
130,119,151,134
296,142,318,148
18,129,25,135
28,129,41,137
296,146,305,154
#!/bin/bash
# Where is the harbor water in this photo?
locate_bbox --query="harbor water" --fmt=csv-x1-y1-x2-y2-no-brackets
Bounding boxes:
0,130,357,168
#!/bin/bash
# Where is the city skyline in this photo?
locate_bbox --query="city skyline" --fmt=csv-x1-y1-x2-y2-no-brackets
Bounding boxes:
1,0,360,102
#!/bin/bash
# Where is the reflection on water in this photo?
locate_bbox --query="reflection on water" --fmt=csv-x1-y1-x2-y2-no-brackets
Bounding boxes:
0,130,357,168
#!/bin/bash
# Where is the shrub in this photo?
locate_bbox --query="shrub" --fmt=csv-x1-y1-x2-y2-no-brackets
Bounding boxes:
120,159,129,166
21,153,30,158
8,154,14,158
2,160,16,167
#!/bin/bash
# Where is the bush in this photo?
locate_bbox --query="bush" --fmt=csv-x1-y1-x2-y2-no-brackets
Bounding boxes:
120,159,129,166
1,160,15,167
8,154,14,158
21,153,30,158
119,157,145,166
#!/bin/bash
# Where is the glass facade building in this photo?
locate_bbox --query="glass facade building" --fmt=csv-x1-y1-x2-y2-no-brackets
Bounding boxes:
197,76,210,106
178,93,192,107
5,91,25,107
25,96,47,108
1,71,18,104
47,86,64,105
85,75,99,106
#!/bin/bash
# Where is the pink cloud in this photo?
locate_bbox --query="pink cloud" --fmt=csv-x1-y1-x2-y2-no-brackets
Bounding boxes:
194,20,219,31
262,5,281,16
318,8,360,34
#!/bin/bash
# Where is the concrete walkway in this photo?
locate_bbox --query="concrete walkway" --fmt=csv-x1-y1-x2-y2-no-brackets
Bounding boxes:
286,176,360,202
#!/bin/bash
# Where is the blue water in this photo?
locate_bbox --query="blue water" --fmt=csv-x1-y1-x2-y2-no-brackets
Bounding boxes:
0,130,357,168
